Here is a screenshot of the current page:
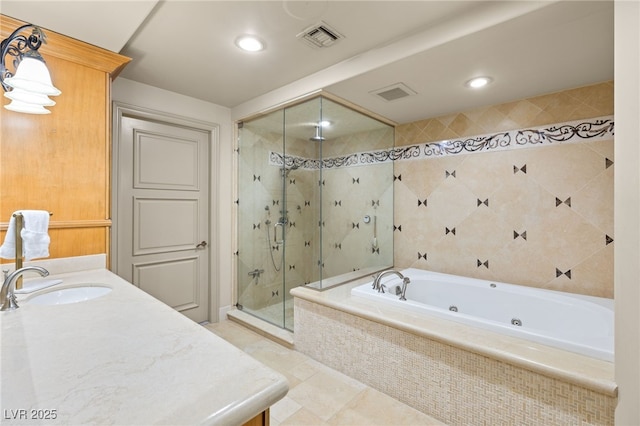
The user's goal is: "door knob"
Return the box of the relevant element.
[196,241,208,249]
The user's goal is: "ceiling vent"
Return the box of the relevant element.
[370,83,418,102]
[297,21,344,48]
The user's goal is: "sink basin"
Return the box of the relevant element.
[27,285,112,306]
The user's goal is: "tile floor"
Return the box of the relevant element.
[204,320,443,425]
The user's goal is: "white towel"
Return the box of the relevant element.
[0,215,17,259]
[0,210,50,260]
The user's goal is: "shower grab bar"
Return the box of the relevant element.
[274,221,284,245]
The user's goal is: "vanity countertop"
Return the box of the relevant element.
[1,267,288,425]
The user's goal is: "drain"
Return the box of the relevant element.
[511,318,522,326]
[449,305,458,312]
[490,283,497,288]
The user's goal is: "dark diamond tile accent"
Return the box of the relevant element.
[289,178,295,184]
[289,265,296,270]
[253,223,261,230]
[513,230,527,240]
[352,222,360,229]
[606,158,614,169]
[446,170,456,178]
[234,199,239,205]
[305,241,311,247]
[418,252,427,260]
[418,199,427,207]
[394,174,402,181]
[334,243,342,249]
[477,198,489,207]
[513,164,527,174]
[288,221,295,228]
[272,290,279,297]
[606,235,614,245]
[445,227,456,236]
[477,259,489,268]
[394,225,402,232]
[334,200,342,206]
[353,177,360,184]
[372,247,380,254]
[372,200,380,206]
[305,201,311,206]
[253,175,261,181]
[555,268,572,279]
[555,197,571,207]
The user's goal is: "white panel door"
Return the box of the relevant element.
[117,116,210,323]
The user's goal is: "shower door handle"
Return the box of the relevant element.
[274,222,284,245]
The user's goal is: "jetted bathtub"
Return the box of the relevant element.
[351,268,614,361]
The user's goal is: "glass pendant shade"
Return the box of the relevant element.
[4,87,55,106]
[4,51,61,96]
[4,98,50,114]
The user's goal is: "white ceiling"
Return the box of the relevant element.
[1,1,613,124]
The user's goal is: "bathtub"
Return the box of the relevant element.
[351,268,614,362]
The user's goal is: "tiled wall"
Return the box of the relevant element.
[393,81,614,298]
[318,127,394,280]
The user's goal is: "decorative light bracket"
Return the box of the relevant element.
[0,24,60,114]
[1,24,45,91]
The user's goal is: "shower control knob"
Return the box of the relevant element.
[196,241,208,249]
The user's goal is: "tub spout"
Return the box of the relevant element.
[372,269,410,295]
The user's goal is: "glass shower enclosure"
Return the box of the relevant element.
[236,95,394,331]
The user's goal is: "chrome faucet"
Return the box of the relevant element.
[0,266,49,311]
[372,269,410,300]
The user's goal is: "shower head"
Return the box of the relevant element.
[310,125,325,142]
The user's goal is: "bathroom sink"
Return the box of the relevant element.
[27,285,112,306]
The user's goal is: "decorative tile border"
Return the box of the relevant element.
[418,115,614,158]
[269,116,614,169]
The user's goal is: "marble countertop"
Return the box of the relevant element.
[1,262,288,425]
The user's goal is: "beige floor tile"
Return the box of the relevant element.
[285,368,366,422]
[327,388,444,426]
[280,407,328,425]
[271,396,303,423]
[203,321,264,350]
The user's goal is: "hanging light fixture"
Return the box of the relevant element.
[0,24,61,114]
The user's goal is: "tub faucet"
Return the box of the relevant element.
[372,269,410,299]
[0,266,49,311]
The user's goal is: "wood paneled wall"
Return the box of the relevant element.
[0,15,130,263]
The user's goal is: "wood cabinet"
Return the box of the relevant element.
[243,409,270,426]
[0,15,130,263]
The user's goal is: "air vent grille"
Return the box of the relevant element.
[370,83,417,102]
[297,21,344,48]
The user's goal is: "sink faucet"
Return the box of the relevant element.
[372,269,410,300]
[0,266,49,311]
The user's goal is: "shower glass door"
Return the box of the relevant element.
[236,95,394,331]
[236,97,323,331]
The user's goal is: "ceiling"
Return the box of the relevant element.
[1,1,613,124]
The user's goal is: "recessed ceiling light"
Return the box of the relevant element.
[465,76,493,89]
[235,35,265,52]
